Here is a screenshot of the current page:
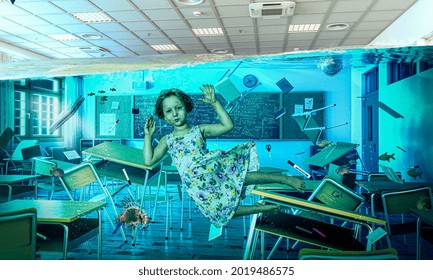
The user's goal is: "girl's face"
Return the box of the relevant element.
[162,95,187,126]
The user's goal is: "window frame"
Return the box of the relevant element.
[13,78,63,139]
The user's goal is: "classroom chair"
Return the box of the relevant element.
[32,158,65,200]
[4,139,39,174]
[298,247,399,260]
[0,207,37,260]
[149,156,192,239]
[266,177,366,259]
[58,162,130,243]
[381,186,433,259]
[291,104,348,145]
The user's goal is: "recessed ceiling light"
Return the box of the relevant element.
[288,24,321,33]
[48,34,80,41]
[80,33,103,40]
[211,48,228,54]
[71,12,113,23]
[326,23,349,31]
[193,28,224,36]
[176,0,204,5]
[151,44,179,51]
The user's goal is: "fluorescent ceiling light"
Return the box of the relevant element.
[176,0,204,5]
[151,44,179,51]
[288,24,321,33]
[48,34,80,41]
[193,28,224,36]
[71,12,113,23]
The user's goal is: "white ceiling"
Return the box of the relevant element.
[1,0,432,80]
[0,0,421,60]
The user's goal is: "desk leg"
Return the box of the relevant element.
[416,217,421,260]
[0,184,12,201]
[60,224,69,260]
[132,169,150,246]
[98,208,103,260]
[243,213,259,260]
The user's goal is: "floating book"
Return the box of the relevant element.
[276,77,294,94]
[214,77,242,103]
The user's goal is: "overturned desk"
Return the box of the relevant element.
[244,189,386,260]
[82,141,161,245]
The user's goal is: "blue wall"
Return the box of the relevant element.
[80,59,353,176]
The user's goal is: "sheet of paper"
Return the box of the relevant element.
[305,98,314,110]
[100,113,116,136]
[294,104,303,115]
[111,101,119,109]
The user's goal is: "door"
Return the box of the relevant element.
[361,67,379,172]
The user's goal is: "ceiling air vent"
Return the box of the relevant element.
[77,46,111,57]
[249,1,296,19]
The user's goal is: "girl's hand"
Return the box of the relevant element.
[144,115,156,136]
[199,84,217,105]
[292,178,306,193]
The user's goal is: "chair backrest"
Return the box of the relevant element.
[369,172,402,182]
[59,162,100,193]
[0,207,37,260]
[382,186,432,215]
[310,177,365,212]
[298,247,399,260]
[291,114,322,145]
[21,144,42,160]
[33,158,56,176]
[0,127,14,149]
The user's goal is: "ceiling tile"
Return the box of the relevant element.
[144,9,182,21]
[90,0,137,11]
[50,0,100,13]
[106,10,148,22]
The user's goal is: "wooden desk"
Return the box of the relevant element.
[0,200,106,259]
[0,174,40,201]
[410,209,433,259]
[82,142,161,245]
[244,189,386,259]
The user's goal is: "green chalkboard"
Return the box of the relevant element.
[134,93,281,139]
[94,92,324,140]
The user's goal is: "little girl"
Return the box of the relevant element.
[143,84,305,229]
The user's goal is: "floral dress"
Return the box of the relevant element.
[166,125,259,228]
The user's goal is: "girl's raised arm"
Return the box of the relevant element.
[198,84,234,138]
[143,116,168,166]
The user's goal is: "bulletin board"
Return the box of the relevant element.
[95,95,132,138]
[282,92,324,140]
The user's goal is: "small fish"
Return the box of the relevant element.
[88,92,95,96]
[407,168,423,179]
[110,88,116,91]
[335,165,350,175]
[317,140,333,148]
[379,152,395,162]
[98,90,106,94]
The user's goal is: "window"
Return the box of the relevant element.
[387,61,416,84]
[363,67,378,94]
[13,78,62,138]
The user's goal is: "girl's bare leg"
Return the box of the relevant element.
[244,171,306,193]
[233,172,306,217]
